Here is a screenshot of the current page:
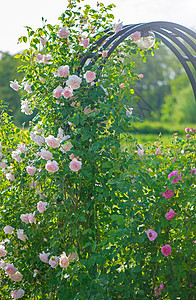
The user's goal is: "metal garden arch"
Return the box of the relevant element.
[80,21,196,100]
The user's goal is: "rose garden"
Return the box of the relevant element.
[0,1,195,299]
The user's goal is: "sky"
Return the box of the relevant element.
[1,0,196,54]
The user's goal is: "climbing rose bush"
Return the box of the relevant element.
[0,1,195,299]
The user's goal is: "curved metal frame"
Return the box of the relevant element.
[81,21,196,100]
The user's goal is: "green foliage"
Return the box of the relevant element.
[0,1,195,299]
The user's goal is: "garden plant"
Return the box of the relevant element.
[0,1,195,299]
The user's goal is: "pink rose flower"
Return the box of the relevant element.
[39,251,50,263]
[3,225,14,234]
[53,86,64,99]
[17,143,27,153]
[9,271,23,282]
[68,252,79,261]
[185,127,190,133]
[61,141,73,153]
[57,27,70,39]
[137,144,144,157]
[62,87,73,99]
[6,173,15,181]
[56,65,70,77]
[81,38,89,48]
[10,80,20,91]
[165,209,177,220]
[155,148,161,155]
[66,75,82,90]
[84,71,96,83]
[40,38,47,46]
[190,168,196,175]
[131,31,141,41]
[162,190,174,198]
[23,82,32,93]
[40,148,53,160]
[168,171,182,183]
[20,214,30,224]
[36,53,43,61]
[0,245,7,257]
[17,229,28,242]
[113,22,123,33]
[28,212,36,224]
[5,263,17,275]
[45,160,59,173]
[37,201,48,213]
[59,252,69,269]
[26,166,36,176]
[12,150,22,163]
[30,133,45,146]
[69,158,82,172]
[11,289,25,299]
[145,229,158,241]
[45,135,60,148]
[102,51,108,57]
[0,159,7,169]
[160,284,164,290]
[49,256,59,268]
[161,244,171,256]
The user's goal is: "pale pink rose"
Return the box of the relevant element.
[168,171,182,183]
[23,82,32,93]
[43,54,53,64]
[113,21,123,33]
[131,31,141,41]
[6,173,15,181]
[9,271,23,282]
[45,135,60,148]
[162,190,174,198]
[69,158,82,172]
[59,252,69,269]
[145,229,158,241]
[57,27,70,39]
[49,256,59,268]
[11,288,25,299]
[155,148,162,155]
[12,150,22,163]
[3,225,14,234]
[0,259,6,269]
[36,53,43,61]
[57,128,70,142]
[21,99,32,115]
[37,201,48,213]
[45,160,59,173]
[28,212,36,224]
[84,71,96,83]
[26,166,36,176]
[5,263,17,275]
[10,80,20,91]
[165,209,177,220]
[161,244,171,256]
[0,159,7,169]
[62,87,73,99]
[190,168,196,175]
[126,107,133,117]
[17,143,27,153]
[137,144,144,157]
[61,142,73,153]
[17,229,28,242]
[39,251,50,263]
[81,38,89,48]
[40,38,46,46]
[138,73,143,79]
[102,51,108,58]
[66,75,82,90]
[68,252,79,261]
[56,65,70,77]
[120,83,125,88]
[53,86,64,99]
[30,133,45,146]
[20,214,29,224]
[0,245,7,257]
[40,148,53,160]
